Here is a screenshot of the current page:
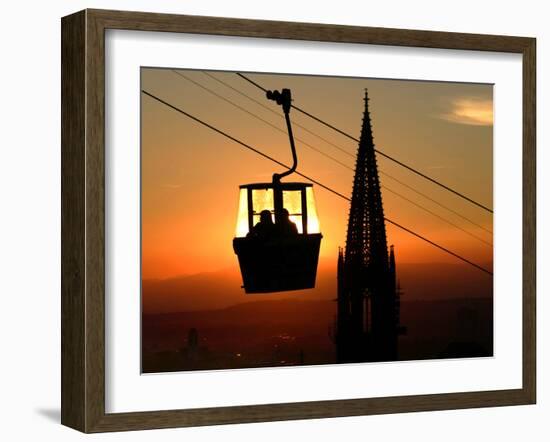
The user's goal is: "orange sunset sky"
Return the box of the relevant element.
[141,68,493,282]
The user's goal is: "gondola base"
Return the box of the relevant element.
[233,234,322,293]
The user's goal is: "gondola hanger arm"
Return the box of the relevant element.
[267,89,297,183]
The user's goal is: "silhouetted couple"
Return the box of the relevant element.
[248,209,298,240]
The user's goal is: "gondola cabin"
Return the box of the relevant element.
[233,182,322,293]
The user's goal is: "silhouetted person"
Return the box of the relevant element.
[278,208,298,236]
[248,210,275,239]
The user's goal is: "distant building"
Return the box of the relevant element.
[188,328,199,349]
[184,328,199,362]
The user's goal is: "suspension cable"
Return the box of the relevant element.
[142,89,493,276]
[203,70,492,235]
[236,72,493,214]
[172,70,492,244]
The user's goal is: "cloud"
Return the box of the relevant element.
[438,98,493,126]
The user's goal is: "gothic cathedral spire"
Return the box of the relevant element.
[336,89,402,362]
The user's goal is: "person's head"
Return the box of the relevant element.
[281,208,290,220]
[259,210,273,224]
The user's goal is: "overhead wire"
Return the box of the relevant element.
[203,71,356,159]
[382,186,492,247]
[141,89,493,276]
[172,70,352,170]
[236,72,494,214]
[203,70,493,236]
[173,70,492,245]
[379,171,492,235]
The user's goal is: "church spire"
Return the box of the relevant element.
[344,89,388,271]
[336,89,401,363]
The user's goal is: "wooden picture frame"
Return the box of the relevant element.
[61,8,536,433]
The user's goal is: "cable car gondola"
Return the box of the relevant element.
[233,88,323,293]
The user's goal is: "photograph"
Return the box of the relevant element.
[140,68,494,373]
[0,0,541,437]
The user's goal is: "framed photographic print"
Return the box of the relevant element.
[61,9,536,433]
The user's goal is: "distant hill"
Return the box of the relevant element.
[142,260,338,314]
[142,260,492,314]
[396,261,493,300]
[143,270,244,314]
[142,296,493,372]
